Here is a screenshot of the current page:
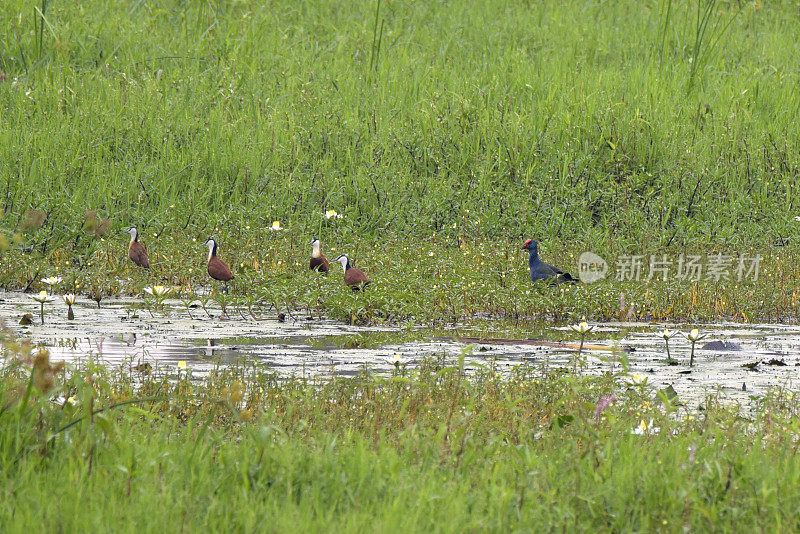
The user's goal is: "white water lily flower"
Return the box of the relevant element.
[684,328,705,342]
[31,291,54,304]
[387,354,406,366]
[660,328,678,340]
[63,294,76,306]
[625,374,647,386]
[144,286,171,297]
[569,317,594,335]
[41,276,63,286]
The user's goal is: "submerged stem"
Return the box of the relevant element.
[575,335,585,373]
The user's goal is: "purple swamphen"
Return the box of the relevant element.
[522,239,578,285]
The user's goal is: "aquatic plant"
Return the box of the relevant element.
[40,276,62,290]
[660,328,678,364]
[30,291,54,324]
[387,354,408,376]
[88,286,103,309]
[143,286,172,316]
[683,328,707,367]
[569,317,594,373]
[143,286,171,298]
[63,293,76,320]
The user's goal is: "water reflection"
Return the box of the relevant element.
[5,290,800,409]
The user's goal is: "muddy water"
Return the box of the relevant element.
[2,291,800,409]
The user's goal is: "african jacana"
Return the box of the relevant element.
[124,227,150,268]
[522,239,577,285]
[203,238,234,292]
[332,254,370,291]
[309,237,329,273]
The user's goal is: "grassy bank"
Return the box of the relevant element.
[0,0,799,247]
[3,331,800,531]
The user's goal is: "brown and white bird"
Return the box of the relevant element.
[124,227,150,269]
[309,237,329,273]
[332,254,370,291]
[203,238,234,292]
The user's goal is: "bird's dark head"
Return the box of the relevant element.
[521,239,538,254]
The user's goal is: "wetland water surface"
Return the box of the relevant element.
[2,291,800,409]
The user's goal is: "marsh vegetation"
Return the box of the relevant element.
[2,0,800,530]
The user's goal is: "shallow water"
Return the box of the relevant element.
[2,290,800,410]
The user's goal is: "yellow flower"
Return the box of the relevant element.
[177,361,187,369]
[270,221,283,231]
[632,420,650,435]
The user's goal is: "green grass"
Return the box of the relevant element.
[2,1,800,323]
[5,3,800,529]
[3,330,800,531]
[0,0,799,245]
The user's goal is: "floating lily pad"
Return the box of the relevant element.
[658,384,682,405]
[701,340,743,351]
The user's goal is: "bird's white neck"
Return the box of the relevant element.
[337,257,348,271]
[311,242,322,258]
[129,230,137,244]
[207,242,215,261]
